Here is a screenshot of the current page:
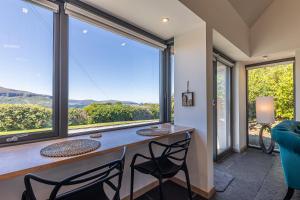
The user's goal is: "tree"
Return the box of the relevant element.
[248,63,294,121]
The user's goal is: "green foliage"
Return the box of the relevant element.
[0,103,160,132]
[248,63,294,120]
[0,104,52,131]
[84,103,159,123]
[68,108,88,125]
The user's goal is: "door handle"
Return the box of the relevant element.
[212,99,217,107]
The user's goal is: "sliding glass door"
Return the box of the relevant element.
[213,59,232,160]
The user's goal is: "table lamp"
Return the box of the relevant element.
[255,96,275,154]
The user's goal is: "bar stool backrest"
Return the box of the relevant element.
[149,132,191,173]
[22,147,126,200]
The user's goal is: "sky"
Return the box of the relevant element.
[0,0,160,104]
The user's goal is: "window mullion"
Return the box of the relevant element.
[57,3,69,137]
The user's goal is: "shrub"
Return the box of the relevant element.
[68,108,88,125]
[0,104,52,131]
[84,103,159,123]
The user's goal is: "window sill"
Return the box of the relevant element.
[0,123,194,180]
[68,120,160,136]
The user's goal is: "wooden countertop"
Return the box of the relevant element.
[0,123,194,180]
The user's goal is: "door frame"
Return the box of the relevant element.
[213,57,234,161]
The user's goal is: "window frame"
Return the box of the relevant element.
[0,0,172,147]
[0,0,60,146]
[245,57,296,150]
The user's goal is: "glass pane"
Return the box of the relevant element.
[216,63,231,155]
[171,54,175,123]
[247,63,294,151]
[0,0,54,137]
[68,17,160,134]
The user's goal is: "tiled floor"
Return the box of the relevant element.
[136,148,300,200]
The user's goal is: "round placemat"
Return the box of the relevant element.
[136,128,170,136]
[40,139,101,157]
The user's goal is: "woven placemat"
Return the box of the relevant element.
[136,128,170,136]
[40,139,101,157]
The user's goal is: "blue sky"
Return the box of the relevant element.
[0,0,160,104]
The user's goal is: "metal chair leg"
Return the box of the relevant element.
[284,187,294,200]
[158,177,164,200]
[183,165,193,200]
[130,167,135,200]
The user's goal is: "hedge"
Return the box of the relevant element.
[68,108,88,126]
[0,103,160,131]
[0,104,52,131]
[84,103,159,123]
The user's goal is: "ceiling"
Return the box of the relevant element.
[81,0,203,40]
[213,30,249,61]
[213,29,295,65]
[228,0,274,27]
[80,0,290,64]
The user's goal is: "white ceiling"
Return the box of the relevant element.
[243,51,295,65]
[228,0,274,27]
[81,0,203,40]
[80,0,291,64]
[213,30,249,61]
[213,29,295,65]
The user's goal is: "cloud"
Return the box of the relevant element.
[22,8,29,14]
[3,44,21,49]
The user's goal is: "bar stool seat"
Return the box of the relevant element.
[55,183,108,200]
[134,157,181,178]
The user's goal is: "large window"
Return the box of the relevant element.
[0,1,168,145]
[0,0,55,141]
[68,17,161,134]
[247,60,295,150]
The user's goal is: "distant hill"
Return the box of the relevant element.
[0,86,138,108]
[0,86,49,98]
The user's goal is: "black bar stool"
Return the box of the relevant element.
[22,147,126,200]
[130,132,192,200]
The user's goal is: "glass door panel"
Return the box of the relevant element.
[213,60,232,160]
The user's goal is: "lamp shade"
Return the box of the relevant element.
[256,96,275,124]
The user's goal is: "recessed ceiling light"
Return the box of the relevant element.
[263,55,269,60]
[22,8,29,14]
[161,18,169,23]
[121,42,126,46]
[82,29,88,34]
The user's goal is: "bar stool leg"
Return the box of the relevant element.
[284,187,294,200]
[158,177,164,200]
[183,165,193,200]
[130,167,135,200]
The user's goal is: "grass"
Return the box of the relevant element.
[0,119,158,136]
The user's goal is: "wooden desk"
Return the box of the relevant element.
[0,123,193,180]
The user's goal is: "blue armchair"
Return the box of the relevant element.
[272,120,300,200]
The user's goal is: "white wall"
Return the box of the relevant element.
[174,23,214,192]
[179,0,250,57]
[295,49,300,121]
[251,0,300,56]
[232,62,247,152]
